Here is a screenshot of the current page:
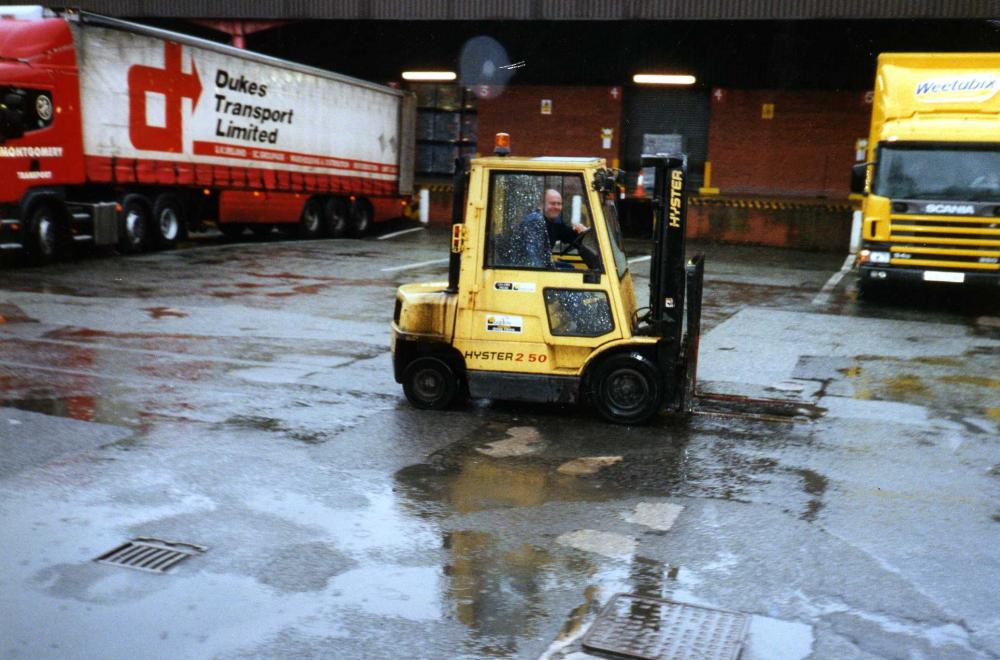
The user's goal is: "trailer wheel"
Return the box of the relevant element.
[119,194,152,254]
[591,353,663,425]
[152,194,182,249]
[26,202,62,266]
[298,198,323,239]
[324,197,349,238]
[348,198,373,237]
[402,357,459,410]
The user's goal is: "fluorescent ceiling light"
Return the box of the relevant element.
[402,71,457,81]
[633,74,696,85]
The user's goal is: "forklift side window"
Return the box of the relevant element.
[543,289,614,337]
[485,171,599,270]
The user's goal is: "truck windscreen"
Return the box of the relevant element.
[874,145,1000,202]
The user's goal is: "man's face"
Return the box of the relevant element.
[543,190,562,220]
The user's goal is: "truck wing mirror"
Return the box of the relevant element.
[850,163,868,195]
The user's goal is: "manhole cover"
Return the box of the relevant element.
[581,593,750,660]
[95,537,206,574]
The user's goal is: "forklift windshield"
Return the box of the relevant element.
[486,171,602,271]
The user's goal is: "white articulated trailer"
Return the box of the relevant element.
[0,10,415,262]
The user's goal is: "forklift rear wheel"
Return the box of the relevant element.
[591,353,663,425]
[402,357,459,410]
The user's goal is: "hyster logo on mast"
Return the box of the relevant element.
[128,42,202,152]
[915,74,998,103]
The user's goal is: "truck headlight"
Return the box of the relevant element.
[869,251,891,264]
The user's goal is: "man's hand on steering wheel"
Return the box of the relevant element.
[558,230,587,256]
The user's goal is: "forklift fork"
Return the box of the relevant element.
[678,254,705,413]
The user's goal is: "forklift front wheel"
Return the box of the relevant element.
[591,353,663,425]
[402,357,460,410]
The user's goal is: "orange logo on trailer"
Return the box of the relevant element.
[128,41,202,153]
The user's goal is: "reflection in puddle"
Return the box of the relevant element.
[2,396,97,422]
[445,531,556,655]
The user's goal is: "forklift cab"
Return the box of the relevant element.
[392,139,703,425]
[453,158,638,381]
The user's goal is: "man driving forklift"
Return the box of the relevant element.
[513,188,589,269]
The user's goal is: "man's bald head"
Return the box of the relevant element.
[543,189,563,221]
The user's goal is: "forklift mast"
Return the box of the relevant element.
[644,154,689,344]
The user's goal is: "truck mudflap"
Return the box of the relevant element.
[678,254,705,413]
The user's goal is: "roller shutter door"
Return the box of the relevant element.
[623,88,710,188]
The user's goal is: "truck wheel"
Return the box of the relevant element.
[324,197,349,238]
[402,357,459,410]
[119,194,151,253]
[348,198,372,237]
[26,202,62,266]
[298,198,323,239]
[152,194,182,250]
[591,353,663,425]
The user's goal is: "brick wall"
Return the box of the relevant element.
[476,85,623,161]
[707,89,870,198]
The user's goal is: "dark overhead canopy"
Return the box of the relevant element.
[55,0,1000,20]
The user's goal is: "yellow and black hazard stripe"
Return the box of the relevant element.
[688,196,853,212]
[414,183,454,193]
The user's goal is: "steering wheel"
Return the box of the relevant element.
[558,229,588,256]
[558,229,602,270]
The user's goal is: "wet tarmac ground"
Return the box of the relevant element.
[1,228,999,659]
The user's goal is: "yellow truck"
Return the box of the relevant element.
[390,134,704,425]
[853,53,1000,293]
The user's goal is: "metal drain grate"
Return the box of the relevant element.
[95,537,207,574]
[581,593,750,660]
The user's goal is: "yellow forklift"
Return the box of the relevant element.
[391,134,704,425]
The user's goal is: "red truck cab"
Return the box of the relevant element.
[1,17,87,254]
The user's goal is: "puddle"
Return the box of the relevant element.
[444,531,558,656]
[2,396,98,422]
[842,354,1000,417]
[224,414,327,444]
[0,304,38,324]
[143,307,188,320]
[793,468,828,522]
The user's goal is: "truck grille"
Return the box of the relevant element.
[888,213,1000,271]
